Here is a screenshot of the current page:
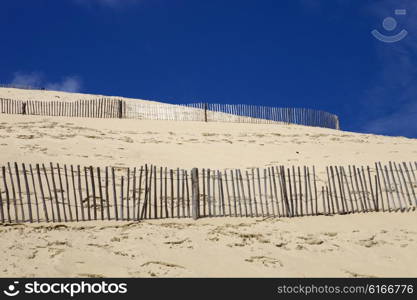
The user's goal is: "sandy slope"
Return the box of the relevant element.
[0,114,416,180]
[1,213,416,277]
[0,88,417,278]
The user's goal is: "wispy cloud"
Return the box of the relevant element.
[365,101,417,137]
[10,72,82,93]
[11,72,43,88]
[361,0,417,137]
[45,76,82,93]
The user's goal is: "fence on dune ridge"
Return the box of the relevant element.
[0,97,340,129]
[0,161,415,223]
[0,98,124,118]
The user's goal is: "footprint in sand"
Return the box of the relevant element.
[245,256,283,268]
[357,235,378,248]
[344,270,376,278]
[163,238,193,249]
[135,261,186,277]
[297,235,324,245]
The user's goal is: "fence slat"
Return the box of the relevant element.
[1,161,416,223]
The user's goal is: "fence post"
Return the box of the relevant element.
[118,100,123,119]
[191,168,199,220]
[204,103,208,122]
[335,116,340,130]
[22,102,27,115]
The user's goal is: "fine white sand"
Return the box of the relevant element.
[0,87,416,277]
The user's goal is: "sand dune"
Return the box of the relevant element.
[1,213,416,277]
[0,88,416,277]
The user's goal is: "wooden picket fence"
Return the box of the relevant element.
[0,98,124,118]
[323,162,417,215]
[0,161,415,223]
[0,97,340,129]
[125,102,340,129]
[0,84,47,91]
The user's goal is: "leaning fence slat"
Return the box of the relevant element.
[186,170,191,218]
[341,167,353,214]
[330,166,341,214]
[287,168,294,217]
[175,168,180,218]
[2,166,12,223]
[84,167,91,221]
[137,166,144,220]
[169,168,174,218]
[77,165,85,221]
[267,168,275,217]
[63,165,73,221]
[105,167,110,220]
[252,169,259,217]
[15,162,26,222]
[360,166,372,211]
[271,167,281,217]
[22,163,33,223]
[388,163,402,211]
[233,170,241,217]
[366,166,377,211]
[357,167,369,213]
[147,165,153,219]
[394,162,409,209]
[37,164,49,222]
[112,167,118,220]
[256,168,264,217]
[239,169,248,217]
[89,166,97,221]
[97,167,104,221]
[290,166,296,217]
[245,170,253,217]
[8,163,18,222]
[29,164,40,222]
[402,162,417,206]
[211,170,216,217]
[120,175,124,220]
[164,167,168,218]
[57,164,68,222]
[224,170,232,217]
[380,164,392,212]
[50,163,62,222]
[70,165,79,221]
[0,184,4,223]
[43,164,56,222]
[263,168,270,216]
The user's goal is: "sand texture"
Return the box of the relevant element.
[1,214,416,277]
[0,88,416,277]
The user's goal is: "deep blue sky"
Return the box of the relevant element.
[1,0,417,137]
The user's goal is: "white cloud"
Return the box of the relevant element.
[46,77,82,93]
[10,72,82,93]
[11,72,43,88]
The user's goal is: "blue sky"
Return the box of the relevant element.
[1,0,416,137]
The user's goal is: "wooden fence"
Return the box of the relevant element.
[0,98,125,118]
[0,97,340,129]
[125,102,340,129]
[324,162,417,214]
[0,161,415,223]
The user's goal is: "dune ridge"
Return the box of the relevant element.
[0,88,416,277]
